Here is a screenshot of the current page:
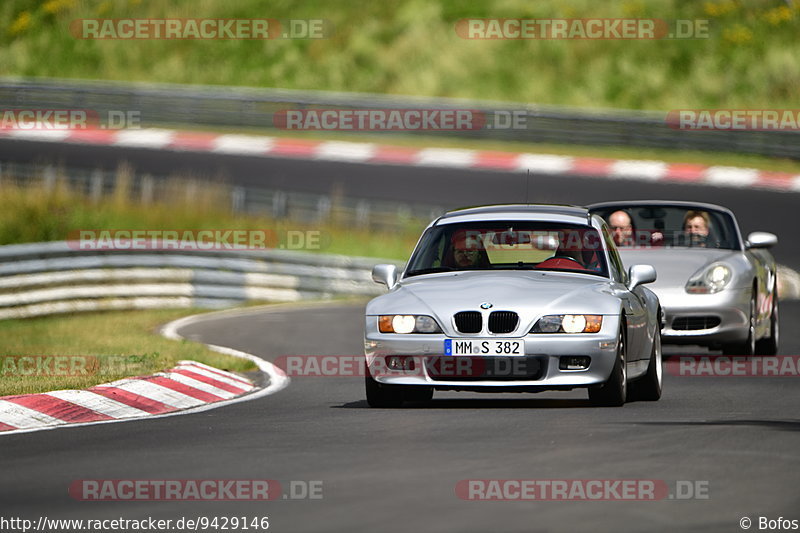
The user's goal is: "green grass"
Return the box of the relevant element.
[1,0,798,111]
[0,180,423,260]
[0,308,257,396]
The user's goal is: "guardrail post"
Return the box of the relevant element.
[185,180,198,205]
[231,186,246,212]
[140,174,154,205]
[43,165,56,192]
[316,196,331,221]
[272,191,287,218]
[90,170,104,203]
[356,201,370,228]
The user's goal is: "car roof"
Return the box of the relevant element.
[586,200,735,216]
[436,204,592,225]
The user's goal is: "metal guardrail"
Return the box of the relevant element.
[0,161,444,231]
[0,241,400,319]
[0,240,796,321]
[2,77,799,159]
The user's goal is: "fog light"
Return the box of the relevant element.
[559,356,591,370]
[386,356,415,371]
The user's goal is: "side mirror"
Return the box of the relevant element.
[628,264,657,290]
[746,232,777,249]
[372,264,398,290]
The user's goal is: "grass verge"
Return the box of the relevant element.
[2,0,799,110]
[0,308,257,397]
[0,180,423,261]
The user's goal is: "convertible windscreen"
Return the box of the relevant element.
[590,205,740,250]
[405,221,609,277]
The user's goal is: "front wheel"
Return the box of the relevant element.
[755,292,779,356]
[365,364,404,408]
[588,329,627,407]
[723,296,756,356]
[364,363,434,407]
[629,330,662,401]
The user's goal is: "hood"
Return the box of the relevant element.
[618,248,744,289]
[366,270,620,335]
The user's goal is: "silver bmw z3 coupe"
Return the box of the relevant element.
[364,204,663,407]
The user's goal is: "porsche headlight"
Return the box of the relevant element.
[378,315,442,334]
[530,315,602,334]
[686,263,732,294]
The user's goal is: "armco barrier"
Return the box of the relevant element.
[0,241,795,321]
[1,78,798,159]
[0,241,401,319]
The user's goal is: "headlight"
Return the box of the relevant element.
[378,315,442,334]
[530,315,602,334]
[686,263,732,294]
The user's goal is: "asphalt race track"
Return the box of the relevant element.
[2,301,799,532]
[2,144,799,532]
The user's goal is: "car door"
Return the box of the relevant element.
[746,246,777,333]
[602,226,649,362]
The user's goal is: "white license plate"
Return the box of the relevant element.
[444,339,525,356]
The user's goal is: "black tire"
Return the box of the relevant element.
[629,329,662,402]
[365,363,404,408]
[755,291,779,356]
[723,295,756,356]
[589,329,627,407]
[404,386,434,404]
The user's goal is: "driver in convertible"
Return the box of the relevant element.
[683,210,711,247]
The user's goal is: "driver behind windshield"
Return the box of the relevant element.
[683,210,711,247]
[446,232,489,268]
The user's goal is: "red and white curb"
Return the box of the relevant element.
[0,309,290,436]
[1,127,799,193]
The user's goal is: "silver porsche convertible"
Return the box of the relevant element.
[364,204,663,408]
[588,201,779,356]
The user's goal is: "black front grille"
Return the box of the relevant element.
[672,316,722,331]
[454,311,482,333]
[488,311,519,334]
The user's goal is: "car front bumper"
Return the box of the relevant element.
[656,286,751,345]
[364,315,621,390]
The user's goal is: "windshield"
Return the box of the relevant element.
[405,221,609,278]
[590,205,740,251]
